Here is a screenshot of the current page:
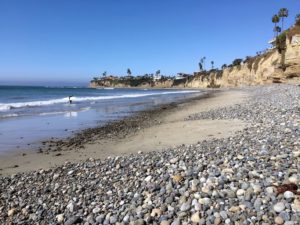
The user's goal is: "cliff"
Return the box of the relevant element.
[90,25,300,89]
[187,26,300,88]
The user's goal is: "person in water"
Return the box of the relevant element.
[68,96,73,104]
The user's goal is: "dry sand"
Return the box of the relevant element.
[0,89,248,176]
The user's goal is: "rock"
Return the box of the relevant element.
[96,215,105,223]
[180,202,190,212]
[151,208,162,217]
[110,216,117,224]
[275,216,284,225]
[236,189,245,196]
[170,158,178,164]
[273,202,285,213]
[237,155,244,160]
[133,219,145,225]
[56,214,64,223]
[160,221,170,225]
[92,207,100,214]
[222,168,234,174]
[53,173,60,180]
[229,206,240,213]
[191,212,201,223]
[291,199,300,212]
[8,208,16,217]
[225,219,231,224]
[64,216,81,225]
[288,176,298,183]
[254,198,262,211]
[266,186,275,195]
[199,197,211,205]
[171,219,180,225]
[293,151,300,157]
[214,217,222,225]
[252,184,262,193]
[283,191,294,199]
[220,211,227,219]
[67,202,75,212]
[144,176,152,182]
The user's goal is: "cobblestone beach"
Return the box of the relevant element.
[0,84,299,225]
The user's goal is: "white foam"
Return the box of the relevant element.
[0,113,18,118]
[0,90,200,111]
[39,111,66,116]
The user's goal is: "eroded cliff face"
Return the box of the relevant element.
[90,27,300,89]
[186,28,300,88]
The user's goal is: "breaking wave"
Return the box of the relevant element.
[0,90,199,111]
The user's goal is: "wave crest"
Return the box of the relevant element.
[0,90,200,111]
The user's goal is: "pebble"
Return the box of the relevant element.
[144,175,152,182]
[274,202,285,213]
[8,208,16,217]
[283,191,294,199]
[180,202,190,212]
[191,212,201,223]
[236,189,245,196]
[275,216,284,224]
[56,214,64,223]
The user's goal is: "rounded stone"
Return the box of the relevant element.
[56,214,64,223]
[273,202,285,213]
[274,216,284,225]
[92,207,100,214]
[191,212,201,223]
[214,217,222,225]
[8,208,16,217]
[283,191,294,199]
[180,202,191,212]
[236,189,245,196]
[160,221,170,225]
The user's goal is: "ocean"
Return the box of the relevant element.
[0,86,203,153]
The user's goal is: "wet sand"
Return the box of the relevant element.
[0,89,248,176]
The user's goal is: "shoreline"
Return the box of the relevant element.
[1,84,299,224]
[0,89,247,176]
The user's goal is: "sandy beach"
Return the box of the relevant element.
[0,89,247,176]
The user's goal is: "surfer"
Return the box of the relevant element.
[68,96,73,104]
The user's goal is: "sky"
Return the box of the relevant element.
[0,0,299,86]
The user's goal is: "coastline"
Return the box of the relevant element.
[0,89,247,176]
[1,84,299,224]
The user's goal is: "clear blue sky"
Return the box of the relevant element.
[0,0,299,85]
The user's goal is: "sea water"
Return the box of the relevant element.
[0,86,203,153]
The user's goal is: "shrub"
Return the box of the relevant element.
[232,59,243,66]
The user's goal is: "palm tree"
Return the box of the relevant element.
[127,68,132,76]
[102,71,107,77]
[198,62,203,71]
[274,26,281,37]
[278,8,289,31]
[211,61,214,70]
[155,70,161,76]
[200,57,206,70]
[272,14,280,37]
